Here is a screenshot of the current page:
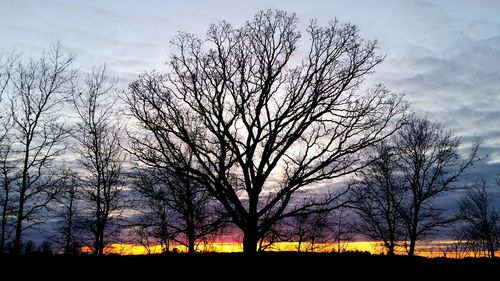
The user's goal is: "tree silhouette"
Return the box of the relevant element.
[292,210,333,252]
[0,110,19,253]
[130,150,228,254]
[330,207,355,253]
[350,142,405,255]
[72,65,126,255]
[52,171,81,254]
[8,44,76,254]
[126,9,406,254]
[0,51,19,253]
[457,181,500,258]
[130,170,175,253]
[395,115,479,256]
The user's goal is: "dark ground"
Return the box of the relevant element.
[1,252,499,279]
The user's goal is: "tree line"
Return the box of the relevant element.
[0,10,498,257]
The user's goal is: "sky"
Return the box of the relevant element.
[1,0,500,242]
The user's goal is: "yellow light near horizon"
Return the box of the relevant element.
[81,241,378,255]
[81,240,499,258]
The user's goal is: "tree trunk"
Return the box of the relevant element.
[187,222,195,254]
[13,148,30,254]
[13,187,26,254]
[408,223,418,257]
[188,236,195,254]
[99,229,105,255]
[487,232,495,258]
[94,223,100,255]
[95,179,102,255]
[0,185,9,253]
[243,229,258,254]
[408,204,420,257]
[387,242,395,256]
[64,194,74,254]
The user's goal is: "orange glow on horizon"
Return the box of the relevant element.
[80,240,487,258]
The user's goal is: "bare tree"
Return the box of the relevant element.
[130,168,176,253]
[130,151,228,254]
[350,142,405,255]
[456,181,500,258]
[0,50,19,253]
[395,115,479,256]
[52,171,81,254]
[126,10,406,253]
[73,65,125,255]
[166,168,227,254]
[0,114,20,253]
[290,210,331,252]
[330,207,355,253]
[8,44,76,254]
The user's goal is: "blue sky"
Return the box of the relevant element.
[1,0,500,241]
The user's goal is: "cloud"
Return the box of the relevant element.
[2,0,500,240]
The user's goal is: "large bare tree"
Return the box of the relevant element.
[350,142,405,255]
[395,115,479,256]
[126,10,406,253]
[73,65,126,255]
[8,45,75,254]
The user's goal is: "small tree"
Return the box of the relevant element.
[130,168,176,253]
[394,115,479,256]
[457,181,500,258]
[290,211,330,252]
[130,152,228,254]
[73,65,126,255]
[52,171,81,254]
[330,207,355,253]
[350,142,405,255]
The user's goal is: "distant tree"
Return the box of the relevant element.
[167,168,227,254]
[456,181,500,258]
[37,240,53,255]
[130,223,158,254]
[52,171,81,254]
[330,207,355,253]
[291,210,331,252]
[126,9,406,254]
[130,169,176,253]
[8,44,76,254]
[350,142,405,255]
[23,240,35,254]
[72,65,126,255]
[394,115,479,256]
[130,150,228,254]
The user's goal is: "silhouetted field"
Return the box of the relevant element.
[2,252,500,279]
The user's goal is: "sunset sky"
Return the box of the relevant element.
[1,0,500,246]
